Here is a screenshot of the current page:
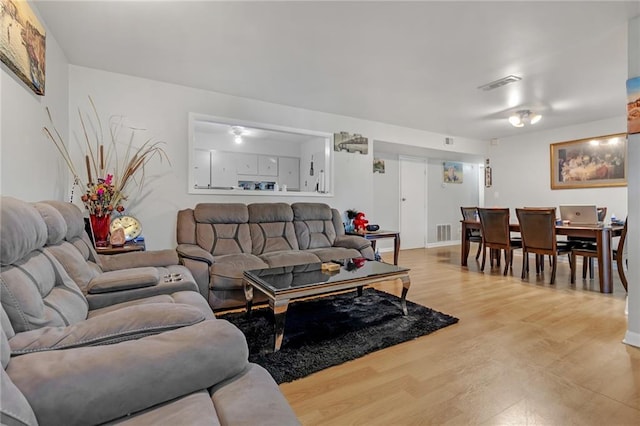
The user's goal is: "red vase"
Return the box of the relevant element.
[90,214,111,247]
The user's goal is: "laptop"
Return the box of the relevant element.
[559,205,600,225]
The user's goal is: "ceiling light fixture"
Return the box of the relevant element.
[230,126,247,144]
[509,110,542,128]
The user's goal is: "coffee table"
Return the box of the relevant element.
[243,260,411,352]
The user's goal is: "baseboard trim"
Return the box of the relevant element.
[623,330,640,348]
[426,240,460,248]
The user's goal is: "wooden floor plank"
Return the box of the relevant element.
[279,245,639,425]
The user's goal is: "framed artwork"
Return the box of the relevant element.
[0,0,46,95]
[485,166,492,188]
[550,133,627,189]
[333,131,368,154]
[443,161,463,184]
[627,77,640,134]
[373,158,385,173]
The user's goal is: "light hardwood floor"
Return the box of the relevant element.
[280,245,639,425]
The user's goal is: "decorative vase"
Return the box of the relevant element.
[90,214,111,247]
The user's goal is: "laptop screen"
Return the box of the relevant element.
[559,205,599,225]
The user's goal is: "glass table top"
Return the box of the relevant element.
[244,259,409,294]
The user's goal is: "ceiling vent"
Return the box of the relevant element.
[478,75,522,91]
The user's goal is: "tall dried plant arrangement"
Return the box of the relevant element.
[43,96,170,215]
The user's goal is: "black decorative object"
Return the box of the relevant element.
[218,289,459,383]
[366,224,380,231]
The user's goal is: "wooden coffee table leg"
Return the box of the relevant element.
[357,285,363,296]
[400,275,411,315]
[272,298,290,352]
[243,281,254,316]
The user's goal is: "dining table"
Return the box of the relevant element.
[460,220,624,293]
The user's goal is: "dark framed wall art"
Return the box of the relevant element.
[550,133,627,189]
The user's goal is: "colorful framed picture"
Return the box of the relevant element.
[443,161,463,184]
[550,133,627,189]
[0,0,46,95]
[373,158,385,173]
[627,77,640,135]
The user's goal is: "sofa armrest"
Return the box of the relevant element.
[333,235,372,251]
[177,244,214,266]
[99,249,180,272]
[6,320,248,426]
[8,303,206,354]
[87,267,159,294]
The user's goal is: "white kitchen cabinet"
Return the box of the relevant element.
[193,149,211,188]
[258,155,278,176]
[236,153,258,175]
[278,156,300,189]
[211,151,238,187]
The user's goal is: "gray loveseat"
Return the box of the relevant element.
[176,202,374,310]
[0,196,299,425]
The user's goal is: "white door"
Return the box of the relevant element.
[400,157,427,249]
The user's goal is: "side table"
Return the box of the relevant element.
[347,230,400,265]
[95,241,146,255]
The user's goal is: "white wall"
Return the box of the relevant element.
[427,160,480,244]
[372,152,400,252]
[485,116,627,220]
[67,65,484,250]
[0,7,68,201]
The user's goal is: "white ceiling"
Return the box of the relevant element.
[34,1,640,141]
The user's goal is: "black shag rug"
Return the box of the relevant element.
[218,288,459,383]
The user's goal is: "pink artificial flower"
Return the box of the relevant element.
[97,187,104,196]
[105,174,113,185]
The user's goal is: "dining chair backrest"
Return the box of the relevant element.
[477,208,511,247]
[516,208,557,253]
[460,207,477,221]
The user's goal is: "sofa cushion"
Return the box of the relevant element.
[211,364,300,426]
[106,390,219,425]
[32,202,67,246]
[196,223,252,256]
[249,203,299,255]
[210,254,268,290]
[292,203,337,249]
[1,250,88,333]
[1,369,38,426]
[87,292,214,321]
[0,197,48,266]
[41,200,101,265]
[6,320,248,426]
[8,303,206,354]
[258,250,320,268]
[43,243,101,292]
[305,247,363,262]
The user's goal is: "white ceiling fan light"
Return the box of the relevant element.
[230,126,248,144]
[509,110,542,128]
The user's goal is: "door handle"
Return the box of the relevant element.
[402,198,406,201]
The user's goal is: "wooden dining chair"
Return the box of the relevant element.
[573,218,628,291]
[516,207,572,285]
[460,206,482,260]
[613,218,628,291]
[477,208,522,275]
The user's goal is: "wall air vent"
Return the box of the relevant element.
[436,224,452,242]
[478,75,522,91]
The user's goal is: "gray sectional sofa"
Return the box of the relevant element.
[176,202,374,310]
[0,196,299,425]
